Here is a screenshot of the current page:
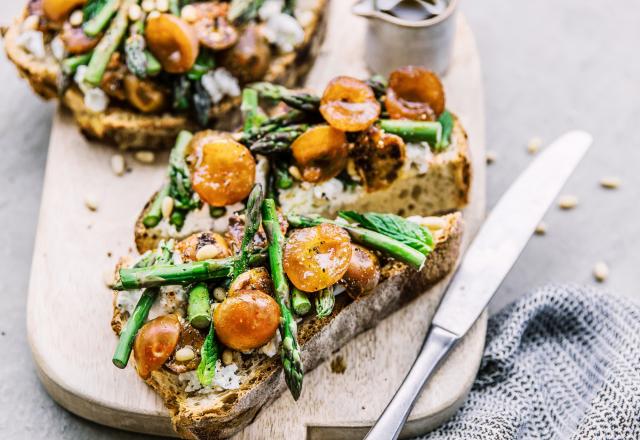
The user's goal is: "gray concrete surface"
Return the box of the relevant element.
[0,1,638,438]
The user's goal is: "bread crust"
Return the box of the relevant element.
[4,1,329,149]
[113,213,463,439]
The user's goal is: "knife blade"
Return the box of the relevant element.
[364,130,592,440]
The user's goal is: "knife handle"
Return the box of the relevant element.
[364,325,459,440]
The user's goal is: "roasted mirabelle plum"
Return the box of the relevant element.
[320,76,380,132]
[123,75,167,113]
[133,314,181,379]
[42,0,86,22]
[228,267,274,297]
[214,290,280,351]
[386,66,445,121]
[221,23,271,83]
[175,231,231,262]
[187,130,256,207]
[283,224,352,292]
[291,125,348,183]
[61,21,99,54]
[145,14,199,74]
[190,2,238,50]
[341,244,381,299]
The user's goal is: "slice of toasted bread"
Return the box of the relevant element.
[3,1,328,149]
[111,212,462,439]
[133,118,471,254]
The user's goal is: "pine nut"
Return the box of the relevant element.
[593,261,609,282]
[288,165,302,181]
[128,4,143,21]
[213,287,227,302]
[181,5,198,22]
[147,10,161,20]
[23,15,40,31]
[175,346,195,362]
[161,196,174,219]
[196,244,221,261]
[84,194,98,211]
[420,216,447,231]
[156,0,169,12]
[141,0,156,13]
[534,222,547,235]
[222,349,234,366]
[69,10,84,27]
[558,194,578,210]
[110,154,125,176]
[527,137,542,155]
[134,151,155,164]
[599,176,621,189]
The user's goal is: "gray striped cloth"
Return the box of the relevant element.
[419,284,640,440]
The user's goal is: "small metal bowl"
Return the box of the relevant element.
[352,0,459,76]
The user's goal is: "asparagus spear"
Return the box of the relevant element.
[61,52,92,75]
[125,33,148,78]
[142,131,199,229]
[142,185,170,228]
[145,51,162,76]
[282,0,296,15]
[315,285,335,318]
[241,88,266,133]
[378,119,442,146]
[286,214,427,270]
[262,199,304,400]
[240,110,308,145]
[113,253,267,290]
[291,287,311,315]
[228,0,267,24]
[83,0,120,37]
[112,241,174,369]
[232,184,264,279]
[187,283,211,329]
[273,163,294,190]
[84,0,136,86]
[250,82,320,113]
[249,125,308,155]
[197,321,218,386]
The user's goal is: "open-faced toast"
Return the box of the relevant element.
[133,68,472,253]
[111,209,463,439]
[4,0,328,149]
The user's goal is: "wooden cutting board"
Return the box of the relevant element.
[26,2,486,438]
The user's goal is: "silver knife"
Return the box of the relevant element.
[364,130,592,440]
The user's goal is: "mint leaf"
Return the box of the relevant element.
[339,211,434,256]
[197,323,218,386]
[435,110,454,151]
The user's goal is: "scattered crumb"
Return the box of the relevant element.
[134,151,155,164]
[486,150,497,165]
[534,222,547,235]
[1,331,5,336]
[107,251,112,258]
[330,355,347,374]
[110,154,126,176]
[84,195,98,211]
[103,268,115,287]
[361,406,366,410]
[593,261,609,283]
[599,176,621,189]
[527,137,542,154]
[558,194,578,210]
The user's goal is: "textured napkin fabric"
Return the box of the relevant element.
[420,285,640,440]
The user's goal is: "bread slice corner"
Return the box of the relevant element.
[4,0,329,149]
[114,212,463,439]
